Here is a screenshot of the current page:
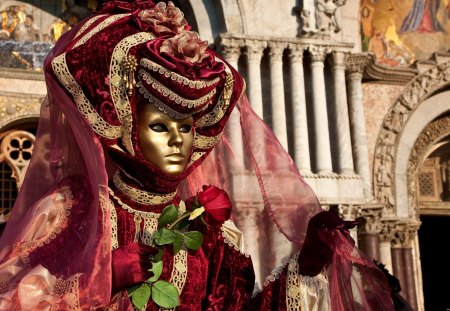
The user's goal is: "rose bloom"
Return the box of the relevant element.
[197,185,232,223]
[139,1,188,34]
[160,31,208,64]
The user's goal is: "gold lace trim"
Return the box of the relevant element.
[286,253,302,309]
[139,69,216,109]
[220,220,249,258]
[113,171,177,205]
[195,58,234,128]
[74,14,107,38]
[187,151,206,166]
[163,249,188,311]
[13,187,74,261]
[140,58,220,89]
[51,53,121,139]
[193,132,222,150]
[73,14,129,48]
[137,81,191,119]
[109,32,156,154]
[109,198,119,250]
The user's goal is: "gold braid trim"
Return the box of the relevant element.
[109,198,119,250]
[193,132,222,149]
[109,32,156,154]
[187,151,206,167]
[51,53,121,139]
[74,14,107,38]
[140,58,220,89]
[139,69,216,109]
[195,58,234,128]
[73,14,129,48]
[112,171,177,205]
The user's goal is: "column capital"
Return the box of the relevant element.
[268,43,285,61]
[337,204,359,221]
[308,45,331,62]
[357,204,383,234]
[287,44,305,62]
[346,53,370,76]
[330,50,349,69]
[390,222,420,248]
[244,40,266,61]
[220,45,242,62]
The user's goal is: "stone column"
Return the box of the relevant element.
[330,50,354,174]
[357,205,383,260]
[379,221,394,273]
[338,204,359,246]
[221,42,245,169]
[288,44,311,174]
[346,55,372,197]
[308,45,332,174]
[268,43,288,150]
[245,41,265,119]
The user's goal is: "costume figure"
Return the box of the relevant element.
[0,1,393,310]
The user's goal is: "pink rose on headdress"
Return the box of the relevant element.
[160,31,209,64]
[139,1,188,34]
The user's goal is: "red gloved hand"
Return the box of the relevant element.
[297,211,358,276]
[111,242,158,294]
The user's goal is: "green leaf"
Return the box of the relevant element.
[148,260,163,283]
[154,228,177,246]
[153,248,163,262]
[158,204,178,227]
[174,215,190,230]
[127,284,141,297]
[173,232,183,255]
[131,283,151,310]
[151,280,180,308]
[182,231,204,250]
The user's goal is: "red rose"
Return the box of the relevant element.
[197,185,232,223]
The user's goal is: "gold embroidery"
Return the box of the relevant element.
[286,253,302,309]
[195,59,234,127]
[74,14,107,38]
[137,81,191,119]
[109,32,155,155]
[187,151,206,166]
[163,249,188,311]
[140,58,220,89]
[113,171,177,205]
[51,53,121,139]
[108,187,162,219]
[139,69,216,108]
[73,14,129,48]
[109,198,119,250]
[193,132,222,150]
[141,216,158,246]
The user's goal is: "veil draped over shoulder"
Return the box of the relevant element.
[0,1,392,310]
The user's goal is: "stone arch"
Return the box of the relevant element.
[373,62,450,218]
[407,114,450,218]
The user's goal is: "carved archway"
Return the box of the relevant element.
[373,62,450,217]
[408,115,450,217]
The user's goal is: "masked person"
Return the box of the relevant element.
[0,1,393,310]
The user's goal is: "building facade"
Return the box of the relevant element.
[1,0,449,309]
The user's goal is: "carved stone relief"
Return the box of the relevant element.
[407,115,450,219]
[0,95,41,129]
[373,62,450,216]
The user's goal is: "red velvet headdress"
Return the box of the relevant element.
[48,0,244,177]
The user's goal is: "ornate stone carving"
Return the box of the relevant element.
[244,40,266,62]
[268,43,286,61]
[373,62,450,216]
[337,204,359,220]
[407,115,450,219]
[315,0,346,34]
[287,44,305,63]
[357,205,383,234]
[0,130,35,189]
[308,45,331,62]
[390,222,420,248]
[0,95,42,129]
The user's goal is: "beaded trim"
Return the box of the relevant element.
[137,81,191,120]
[195,58,234,127]
[138,69,216,109]
[74,14,107,38]
[51,53,121,139]
[112,171,177,206]
[140,58,220,90]
[109,32,156,154]
[193,132,222,150]
[73,14,129,48]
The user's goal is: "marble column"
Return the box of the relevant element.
[309,46,332,174]
[288,45,311,174]
[221,43,245,169]
[403,247,418,310]
[346,55,372,198]
[245,41,265,119]
[379,221,394,273]
[331,51,354,174]
[268,43,288,150]
[357,205,382,260]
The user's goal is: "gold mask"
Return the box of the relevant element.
[138,104,194,176]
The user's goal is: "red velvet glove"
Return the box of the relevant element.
[111,242,158,294]
[297,211,358,276]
